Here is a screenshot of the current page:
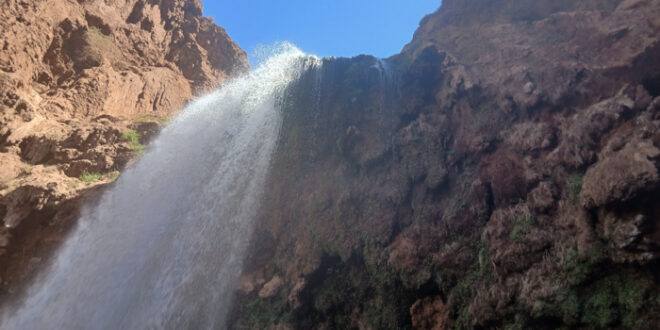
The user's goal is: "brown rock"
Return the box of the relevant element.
[553,97,635,169]
[232,0,660,328]
[258,275,283,299]
[479,151,526,207]
[527,181,558,214]
[507,122,557,154]
[287,277,306,309]
[580,139,660,209]
[410,296,452,330]
[485,204,550,274]
[597,211,658,263]
[0,0,246,299]
[237,269,266,295]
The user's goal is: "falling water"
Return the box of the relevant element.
[375,58,397,159]
[1,43,318,329]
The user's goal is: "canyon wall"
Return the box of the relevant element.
[0,0,246,298]
[232,0,660,329]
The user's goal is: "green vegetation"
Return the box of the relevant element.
[86,27,108,43]
[581,273,645,328]
[533,267,651,328]
[567,173,583,202]
[79,171,102,183]
[122,129,144,152]
[71,26,124,70]
[313,283,346,312]
[240,296,292,329]
[509,215,535,242]
[447,236,494,330]
[563,243,604,286]
[134,113,169,124]
[503,321,524,330]
[583,287,618,327]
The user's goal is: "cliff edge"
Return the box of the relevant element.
[0,0,246,298]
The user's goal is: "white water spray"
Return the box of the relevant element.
[1,43,318,329]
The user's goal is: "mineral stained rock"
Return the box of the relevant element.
[231,1,660,329]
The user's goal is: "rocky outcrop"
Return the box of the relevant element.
[410,296,452,330]
[0,0,246,298]
[230,0,660,329]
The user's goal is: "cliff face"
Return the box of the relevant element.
[232,0,660,329]
[0,0,246,297]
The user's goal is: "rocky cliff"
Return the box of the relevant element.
[231,0,660,329]
[0,0,246,297]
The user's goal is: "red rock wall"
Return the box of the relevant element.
[0,0,247,299]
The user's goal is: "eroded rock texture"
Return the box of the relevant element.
[0,0,246,298]
[231,0,660,329]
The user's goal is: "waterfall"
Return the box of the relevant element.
[1,43,318,330]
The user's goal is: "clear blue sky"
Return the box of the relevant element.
[202,1,441,62]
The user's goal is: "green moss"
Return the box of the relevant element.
[563,243,604,286]
[533,286,581,324]
[446,237,494,329]
[313,284,346,312]
[361,290,413,330]
[362,240,395,288]
[239,296,292,329]
[580,273,643,328]
[453,305,471,330]
[567,173,583,202]
[582,288,617,327]
[79,171,102,182]
[122,129,140,144]
[503,321,524,330]
[122,129,144,152]
[509,215,535,242]
[534,266,650,328]
[134,113,167,124]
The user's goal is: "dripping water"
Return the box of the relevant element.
[374,58,397,159]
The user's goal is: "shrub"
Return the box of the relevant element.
[122,129,144,152]
[79,171,102,182]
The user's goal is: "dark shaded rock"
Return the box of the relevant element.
[410,296,452,330]
[581,139,660,209]
[528,181,559,213]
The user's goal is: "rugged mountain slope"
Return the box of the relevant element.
[231,0,660,329]
[0,0,246,298]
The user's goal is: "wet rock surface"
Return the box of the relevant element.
[230,0,660,329]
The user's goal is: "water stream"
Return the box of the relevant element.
[1,43,318,330]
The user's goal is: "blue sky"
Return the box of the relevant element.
[202,1,441,63]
